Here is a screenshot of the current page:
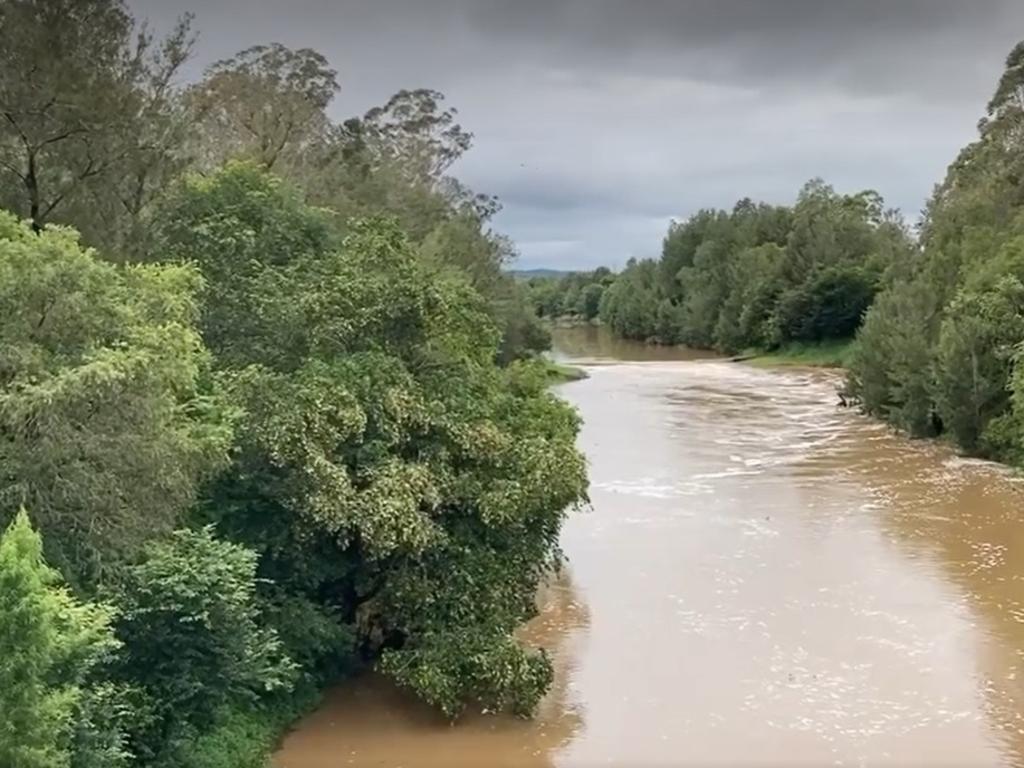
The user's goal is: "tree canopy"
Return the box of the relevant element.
[155,166,586,718]
[0,212,232,585]
[583,183,910,353]
[0,3,586,767]
[846,42,1024,461]
[0,511,122,768]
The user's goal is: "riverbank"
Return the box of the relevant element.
[562,332,854,370]
[741,339,855,369]
[545,360,589,383]
[545,315,602,329]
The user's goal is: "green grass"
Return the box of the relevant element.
[544,361,589,383]
[742,338,855,368]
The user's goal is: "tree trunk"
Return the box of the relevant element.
[25,150,41,232]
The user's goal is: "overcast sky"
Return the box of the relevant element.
[130,0,1024,270]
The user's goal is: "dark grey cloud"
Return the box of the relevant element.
[130,0,1024,269]
[463,1,1020,99]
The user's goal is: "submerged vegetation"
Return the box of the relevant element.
[544,361,590,383]
[0,1,585,766]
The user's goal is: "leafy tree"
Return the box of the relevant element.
[187,43,338,173]
[934,276,1024,454]
[653,299,685,344]
[112,527,295,763]
[678,213,740,345]
[577,283,605,320]
[357,89,473,183]
[523,269,612,324]
[495,284,553,364]
[419,213,548,362]
[592,181,906,354]
[599,259,661,341]
[733,243,786,350]
[524,277,564,318]
[847,279,938,436]
[156,166,587,717]
[773,266,876,343]
[561,284,582,316]
[0,0,193,254]
[847,39,1024,456]
[153,162,335,370]
[0,511,124,768]
[0,213,232,585]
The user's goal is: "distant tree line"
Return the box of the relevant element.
[0,2,586,767]
[547,183,909,353]
[525,267,615,322]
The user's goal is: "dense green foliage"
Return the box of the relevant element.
[595,185,911,354]
[0,512,124,768]
[157,167,585,721]
[526,268,615,322]
[0,2,587,767]
[0,213,232,586]
[846,42,1024,460]
[14,1,1024,764]
[112,527,296,764]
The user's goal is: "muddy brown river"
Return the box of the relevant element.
[275,326,1024,767]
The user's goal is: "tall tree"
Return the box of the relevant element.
[0,0,193,251]
[848,39,1024,458]
[156,166,587,717]
[187,43,338,173]
[357,88,473,183]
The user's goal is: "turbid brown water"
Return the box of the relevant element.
[274,326,1024,767]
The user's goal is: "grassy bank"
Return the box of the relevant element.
[742,338,855,369]
[544,360,589,383]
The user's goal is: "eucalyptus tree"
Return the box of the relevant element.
[0,0,194,255]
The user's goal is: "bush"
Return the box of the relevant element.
[774,266,876,343]
[112,527,296,763]
[0,511,124,768]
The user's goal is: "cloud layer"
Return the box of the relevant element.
[132,0,1024,269]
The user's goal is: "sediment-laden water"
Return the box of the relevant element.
[275,326,1024,767]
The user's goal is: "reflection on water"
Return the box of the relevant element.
[548,323,718,363]
[276,325,1024,767]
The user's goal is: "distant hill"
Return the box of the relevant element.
[510,268,571,280]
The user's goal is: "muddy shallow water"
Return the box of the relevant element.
[275,326,1024,767]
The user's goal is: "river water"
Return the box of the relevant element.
[274,326,1024,767]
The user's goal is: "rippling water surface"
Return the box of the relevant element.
[275,326,1024,767]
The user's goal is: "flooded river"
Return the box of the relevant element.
[275,326,1024,767]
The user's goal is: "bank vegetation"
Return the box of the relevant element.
[0,2,587,766]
